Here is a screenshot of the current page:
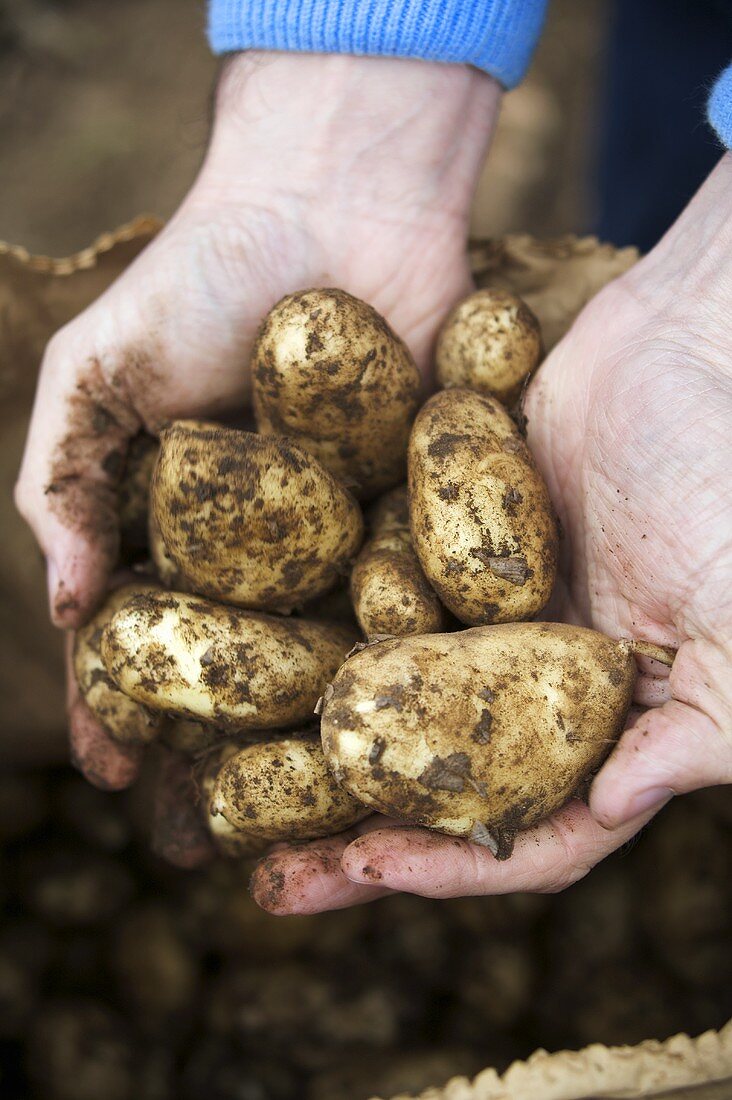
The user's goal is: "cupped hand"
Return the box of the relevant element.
[256,155,732,914]
[15,52,499,791]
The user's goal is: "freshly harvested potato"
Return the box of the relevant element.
[436,289,542,405]
[152,420,363,613]
[73,583,164,745]
[351,486,443,638]
[251,288,422,498]
[101,590,357,731]
[162,719,221,756]
[211,736,369,840]
[320,623,635,857]
[197,743,268,857]
[408,388,557,624]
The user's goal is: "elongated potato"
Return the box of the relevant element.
[197,742,269,857]
[351,486,443,638]
[252,289,422,499]
[101,591,357,731]
[152,421,363,613]
[73,583,164,745]
[211,737,369,840]
[408,389,557,624]
[321,623,635,857]
[436,289,542,405]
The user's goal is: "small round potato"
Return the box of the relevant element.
[73,583,164,745]
[252,288,422,499]
[162,719,222,755]
[210,737,369,841]
[101,590,357,731]
[436,289,542,406]
[152,420,364,613]
[408,388,557,624]
[351,486,443,638]
[321,623,636,857]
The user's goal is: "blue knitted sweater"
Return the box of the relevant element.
[208,0,731,145]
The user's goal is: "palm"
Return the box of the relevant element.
[526,282,732,697]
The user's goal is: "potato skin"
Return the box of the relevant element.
[351,486,443,638]
[152,421,363,613]
[73,584,164,745]
[101,590,357,731]
[436,289,542,406]
[252,289,422,499]
[210,737,368,840]
[320,623,635,854]
[408,388,557,625]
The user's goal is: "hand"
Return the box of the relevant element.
[253,155,732,914]
[15,52,499,791]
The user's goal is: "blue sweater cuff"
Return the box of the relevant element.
[708,64,732,149]
[208,0,547,89]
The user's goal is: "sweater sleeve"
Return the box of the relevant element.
[207,0,547,89]
[708,63,732,148]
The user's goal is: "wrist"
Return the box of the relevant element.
[194,51,500,235]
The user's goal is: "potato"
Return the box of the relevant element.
[320,623,635,857]
[408,388,557,624]
[211,736,369,840]
[197,742,268,857]
[101,590,357,731]
[73,583,164,745]
[351,486,443,638]
[161,719,221,756]
[251,288,422,498]
[436,289,542,405]
[151,420,363,613]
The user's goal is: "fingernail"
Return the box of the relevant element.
[621,786,673,823]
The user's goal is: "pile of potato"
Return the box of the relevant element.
[75,286,637,859]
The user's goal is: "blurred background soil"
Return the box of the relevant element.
[0,0,609,254]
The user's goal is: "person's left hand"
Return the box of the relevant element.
[250,155,732,915]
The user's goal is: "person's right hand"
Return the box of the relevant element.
[15,51,499,795]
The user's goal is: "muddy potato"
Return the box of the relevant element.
[152,420,363,612]
[409,388,557,624]
[73,584,164,745]
[351,486,443,638]
[211,737,368,841]
[252,288,422,499]
[161,718,221,755]
[321,623,635,856]
[101,590,357,731]
[196,743,268,858]
[436,289,542,405]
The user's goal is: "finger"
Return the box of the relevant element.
[15,330,141,628]
[590,698,732,829]
[341,800,658,898]
[151,749,215,869]
[66,636,142,790]
[250,816,400,915]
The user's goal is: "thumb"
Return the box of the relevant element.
[590,697,732,829]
